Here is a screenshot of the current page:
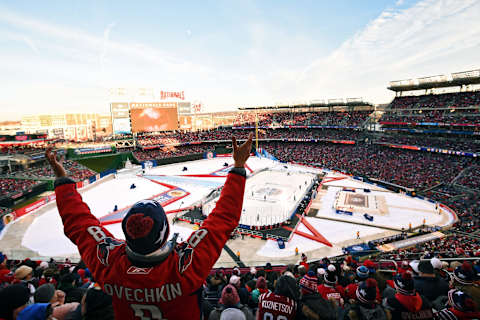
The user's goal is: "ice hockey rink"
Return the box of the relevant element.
[0,156,457,267]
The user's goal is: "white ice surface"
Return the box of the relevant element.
[15,157,456,259]
[256,217,384,258]
[21,175,170,256]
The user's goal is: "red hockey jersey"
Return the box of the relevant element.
[318,284,345,307]
[257,292,297,320]
[55,171,246,320]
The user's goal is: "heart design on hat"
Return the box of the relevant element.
[125,213,154,239]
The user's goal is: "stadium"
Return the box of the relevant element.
[1,69,479,316]
[0,1,480,317]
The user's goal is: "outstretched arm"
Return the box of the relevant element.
[46,148,119,282]
[179,134,253,291]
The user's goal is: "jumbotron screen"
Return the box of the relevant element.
[130,107,179,132]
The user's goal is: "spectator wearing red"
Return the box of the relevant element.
[300,253,309,271]
[298,271,337,319]
[45,134,253,320]
[382,272,433,320]
[258,275,298,320]
[434,289,480,320]
[317,265,345,307]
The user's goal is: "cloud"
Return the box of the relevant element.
[186,29,192,37]
[395,0,405,6]
[295,0,480,103]
[0,8,210,74]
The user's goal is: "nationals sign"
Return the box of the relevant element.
[160,90,185,100]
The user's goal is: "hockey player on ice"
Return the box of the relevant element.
[45,133,253,320]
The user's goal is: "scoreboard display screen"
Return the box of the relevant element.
[131,107,179,132]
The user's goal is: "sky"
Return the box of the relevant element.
[0,0,479,120]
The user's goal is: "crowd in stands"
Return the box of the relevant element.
[1,251,479,319]
[233,110,372,127]
[388,92,480,110]
[0,207,12,216]
[136,128,366,148]
[0,178,41,197]
[17,160,96,182]
[381,91,480,125]
[0,146,48,156]
[262,142,475,190]
[376,134,480,153]
[133,144,213,161]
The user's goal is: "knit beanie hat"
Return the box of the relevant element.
[250,267,257,275]
[39,261,49,269]
[356,278,378,304]
[317,268,326,277]
[229,275,241,287]
[324,264,338,286]
[356,265,369,280]
[453,262,475,285]
[300,271,318,294]
[34,283,56,303]
[122,200,169,255]
[14,265,33,280]
[219,308,246,320]
[431,257,442,270]
[256,276,267,290]
[219,284,240,307]
[0,284,31,320]
[394,272,415,295]
[448,289,477,312]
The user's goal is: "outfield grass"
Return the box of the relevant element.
[76,155,119,173]
[13,196,44,210]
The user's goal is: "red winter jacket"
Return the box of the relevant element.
[55,170,246,320]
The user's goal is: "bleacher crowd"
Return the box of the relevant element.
[1,251,479,319]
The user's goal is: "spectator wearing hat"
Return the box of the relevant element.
[0,252,13,287]
[0,284,31,320]
[450,262,480,304]
[257,275,298,320]
[345,266,381,303]
[45,134,253,320]
[14,265,35,303]
[232,267,241,277]
[382,272,434,320]
[229,275,250,307]
[344,279,387,320]
[413,260,449,303]
[34,284,57,304]
[434,289,480,320]
[208,284,254,320]
[316,268,326,285]
[264,262,279,291]
[397,261,411,275]
[298,271,336,320]
[243,267,257,284]
[317,265,345,307]
[300,253,309,271]
[251,277,270,306]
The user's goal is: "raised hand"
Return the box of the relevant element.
[232,133,253,168]
[45,147,67,178]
